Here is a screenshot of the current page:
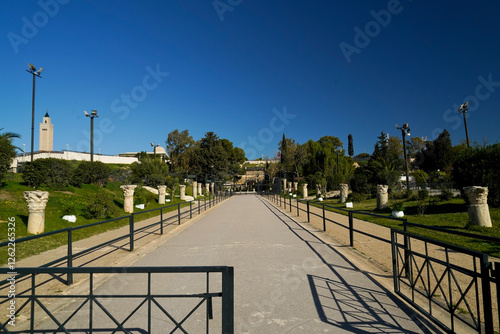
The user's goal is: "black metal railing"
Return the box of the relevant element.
[391,229,497,334]
[0,193,230,287]
[261,191,500,333]
[0,266,234,333]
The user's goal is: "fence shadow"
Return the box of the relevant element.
[258,196,442,333]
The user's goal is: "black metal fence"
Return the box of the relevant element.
[0,266,234,333]
[262,191,500,333]
[0,192,230,287]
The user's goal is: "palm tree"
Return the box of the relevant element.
[0,128,21,182]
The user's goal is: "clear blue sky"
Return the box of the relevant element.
[2,0,500,160]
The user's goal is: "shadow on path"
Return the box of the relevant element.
[258,197,442,334]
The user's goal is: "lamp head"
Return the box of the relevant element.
[37,67,44,75]
[91,110,97,116]
[28,63,36,71]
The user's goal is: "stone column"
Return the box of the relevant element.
[120,185,137,213]
[205,183,210,194]
[464,186,492,227]
[340,183,349,203]
[24,191,49,234]
[315,184,321,198]
[198,183,202,196]
[180,185,186,200]
[302,183,308,199]
[376,185,389,210]
[158,185,167,205]
[192,181,198,198]
[211,182,215,194]
[293,182,298,192]
[282,178,287,192]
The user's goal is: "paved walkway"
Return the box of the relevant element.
[30,195,442,333]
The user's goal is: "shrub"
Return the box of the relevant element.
[350,167,375,196]
[83,189,119,219]
[417,189,429,201]
[0,132,19,183]
[439,188,453,201]
[412,170,428,184]
[24,158,73,189]
[452,144,500,207]
[351,192,365,203]
[392,202,405,212]
[72,161,112,187]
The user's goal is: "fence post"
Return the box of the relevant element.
[198,198,201,215]
[221,267,235,334]
[495,262,500,328]
[322,205,326,231]
[67,229,73,285]
[403,219,409,277]
[178,204,181,225]
[190,201,193,219]
[481,256,494,333]
[289,197,292,212]
[129,214,134,251]
[160,208,164,235]
[348,211,354,247]
[296,199,299,216]
[307,201,310,222]
[284,196,287,210]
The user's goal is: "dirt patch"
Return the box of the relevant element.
[0,190,15,201]
[55,190,76,195]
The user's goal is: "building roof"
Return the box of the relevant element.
[44,111,50,117]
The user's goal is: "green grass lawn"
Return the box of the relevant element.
[0,181,205,265]
[300,195,500,258]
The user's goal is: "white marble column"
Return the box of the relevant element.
[192,181,198,198]
[293,182,298,192]
[464,186,492,227]
[377,185,389,210]
[158,185,167,205]
[198,183,202,197]
[180,185,186,200]
[24,191,49,234]
[340,183,349,203]
[302,183,308,199]
[120,185,137,213]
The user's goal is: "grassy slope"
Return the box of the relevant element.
[0,181,198,264]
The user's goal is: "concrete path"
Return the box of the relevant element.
[36,195,442,333]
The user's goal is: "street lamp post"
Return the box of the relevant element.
[458,101,470,148]
[396,123,411,192]
[26,63,44,162]
[84,110,98,162]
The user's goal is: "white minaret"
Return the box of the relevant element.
[39,111,53,152]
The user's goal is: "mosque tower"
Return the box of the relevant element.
[39,111,53,152]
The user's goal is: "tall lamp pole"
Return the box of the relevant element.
[395,123,411,192]
[84,110,98,162]
[458,101,470,148]
[26,63,44,162]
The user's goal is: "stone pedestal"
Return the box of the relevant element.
[192,181,198,198]
[376,185,389,210]
[302,183,308,199]
[464,186,492,227]
[293,182,298,192]
[211,182,215,194]
[282,179,287,192]
[180,185,186,200]
[340,184,349,203]
[120,185,137,213]
[198,183,202,196]
[158,185,167,205]
[205,183,210,194]
[24,191,49,234]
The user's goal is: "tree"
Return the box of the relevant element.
[0,129,20,183]
[416,129,454,173]
[130,153,170,187]
[166,129,194,172]
[348,134,354,158]
[72,161,112,187]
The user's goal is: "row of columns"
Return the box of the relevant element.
[22,185,493,235]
